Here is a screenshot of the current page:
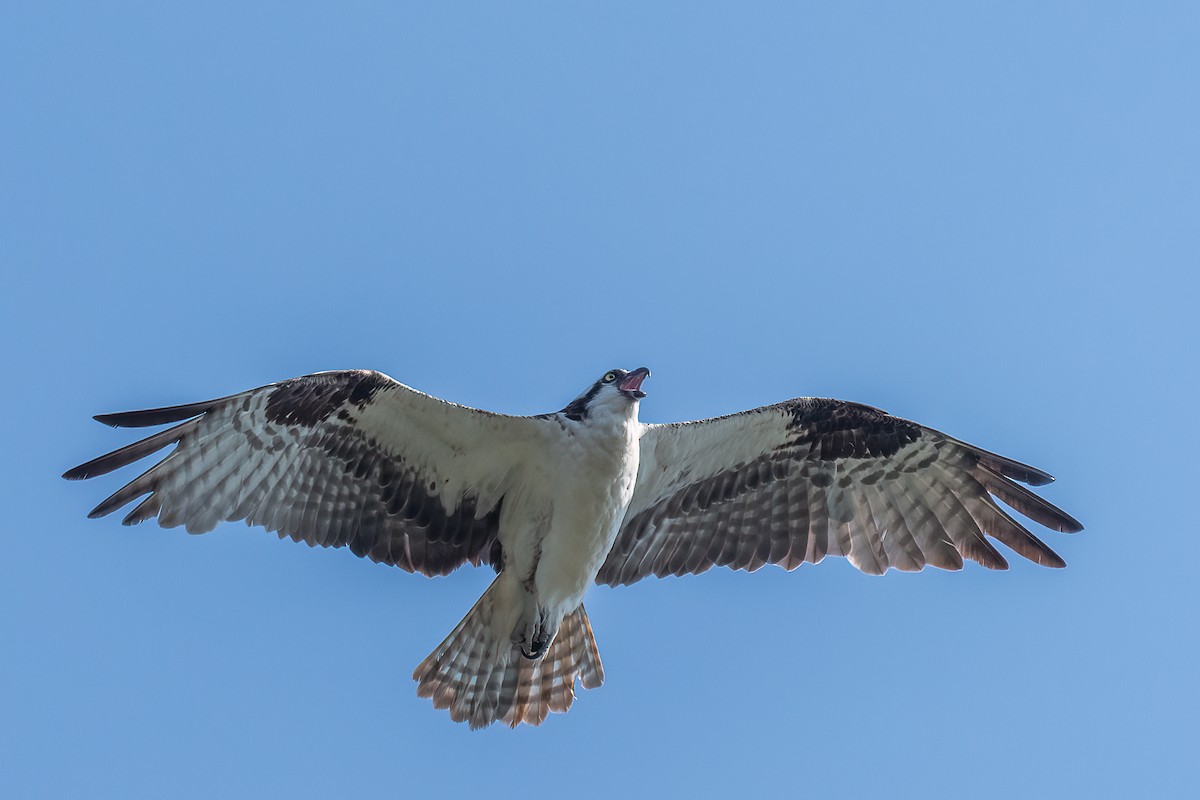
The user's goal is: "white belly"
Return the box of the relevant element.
[534,467,636,609]
[527,421,640,611]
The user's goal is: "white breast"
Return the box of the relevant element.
[530,414,641,610]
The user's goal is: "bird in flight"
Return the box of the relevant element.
[65,368,1081,728]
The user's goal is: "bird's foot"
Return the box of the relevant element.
[520,630,552,660]
[512,617,555,660]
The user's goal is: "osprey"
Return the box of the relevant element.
[65,368,1081,728]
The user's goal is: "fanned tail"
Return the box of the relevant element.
[412,580,604,730]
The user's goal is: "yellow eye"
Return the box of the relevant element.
[603,372,617,383]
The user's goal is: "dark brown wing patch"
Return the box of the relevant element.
[264,370,387,427]
[787,399,922,460]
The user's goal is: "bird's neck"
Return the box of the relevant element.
[576,401,640,436]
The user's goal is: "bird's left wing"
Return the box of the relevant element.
[597,398,1082,585]
[65,370,541,576]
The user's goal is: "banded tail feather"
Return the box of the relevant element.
[413,578,604,729]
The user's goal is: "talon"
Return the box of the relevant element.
[525,631,552,660]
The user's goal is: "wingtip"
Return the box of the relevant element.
[91,399,223,429]
[63,462,103,481]
[1034,548,1068,568]
[1028,472,1055,487]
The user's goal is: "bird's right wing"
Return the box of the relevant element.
[598,398,1082,586]
[65,370,544,576]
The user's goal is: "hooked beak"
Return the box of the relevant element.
[617,367,651,399]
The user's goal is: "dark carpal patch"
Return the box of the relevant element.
[265,370,387,427]
[786,399,922,460]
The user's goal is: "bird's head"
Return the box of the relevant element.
[561,367,651,422]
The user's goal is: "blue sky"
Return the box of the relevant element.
[3,3,1197,797]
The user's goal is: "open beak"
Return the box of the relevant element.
[617,367,650,399]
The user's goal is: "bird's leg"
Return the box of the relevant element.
[511,604,559,660]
